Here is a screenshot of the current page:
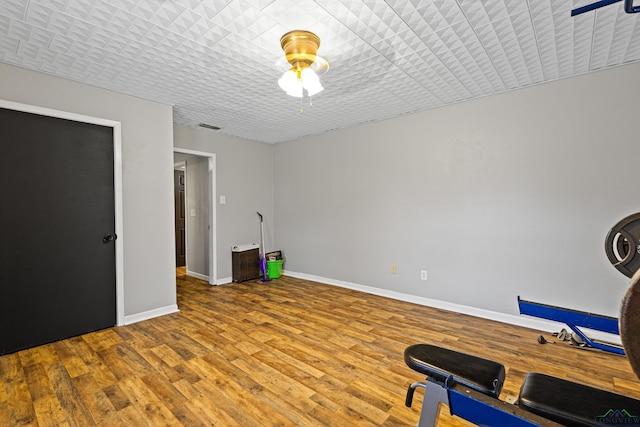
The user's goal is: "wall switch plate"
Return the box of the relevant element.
[391,264,397,274]
[420,270,428,281]
[220,195,226,204]
[190,209,196,217]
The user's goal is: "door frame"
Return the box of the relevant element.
[0,99,125,326]
[173,148,217,285]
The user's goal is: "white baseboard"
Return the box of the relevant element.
[283,271,622,345]
[184,269,229,286]
[124,304,179,325]
[187,270,209,281]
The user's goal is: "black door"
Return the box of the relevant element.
[0,107,117,356]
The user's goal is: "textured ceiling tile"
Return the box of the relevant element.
[2,0,640,143]
[108,0,136,11]
[437,51,479,96]
[1,48,25,65]
[45,11,77,36]
[82,42,108,63]
[624,22,640,60]
[124,15,154,41]
[0,13,9,33]
[67,18,96,42]
[84,0,115,27]
[23,2,54,29]
[370,29,423,60]
[483,0,527,22]
[386,1,424,28]
[435,25,464,53]
[420,30,449,55]
[480,12,542,87]
[473,22,513,82]
[47,34,76,53]
[189,0,233,20]
[63,0,96,21]
[590,6,620,69]
[571,18,596,72]
[261,0,321,39]
[459,1,491,29]
[6,18,32,41]
[1,0,28,20]
[529,2,568,80]
[0,32,18,53]
[322,31,375,67]
[105,8,133,35]
[34,0,69,10]
[419,1,466,33]
[572,0,598,9]
[125,1,156,21]
[511,12,545,83]
[601,7,640,65]
[399,64,453,101]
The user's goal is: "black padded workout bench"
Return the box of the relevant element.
[403,224,640,426]
[404,343,640,426]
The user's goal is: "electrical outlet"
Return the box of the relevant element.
[420,270,428,281]
[391,264,397,274]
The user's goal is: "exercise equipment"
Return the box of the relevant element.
[572,0,640,16]
[622,269,640,379]
[518,297,624,355]
[404,344,640,426]
[515,212,640,355]
[403,270,640,426]
[605,212,640,278]
[536,335,556,345]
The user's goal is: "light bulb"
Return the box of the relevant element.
[305,82,324,97]
[301,68,323,96]
[278,70,303,97]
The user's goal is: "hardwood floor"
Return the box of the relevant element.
[2,268,640,426]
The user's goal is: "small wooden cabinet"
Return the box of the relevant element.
[232,244,261,282]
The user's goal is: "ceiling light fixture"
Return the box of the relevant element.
[278,30,329,111]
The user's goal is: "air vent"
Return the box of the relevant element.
[198,123,221,130]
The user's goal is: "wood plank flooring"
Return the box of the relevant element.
[2,268,640,426]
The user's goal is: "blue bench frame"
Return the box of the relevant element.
[518,296,625,355]
[407,375,563,426]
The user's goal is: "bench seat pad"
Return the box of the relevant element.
[519,372,640,426]
[404,343,505,398]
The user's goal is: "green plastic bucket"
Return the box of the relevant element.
[266,259,283,279]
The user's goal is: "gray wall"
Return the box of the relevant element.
[5,59,635,325]
[174,153,209,278]
[274,62,640,318]
[0,63,176,319]
[173,126,274,281]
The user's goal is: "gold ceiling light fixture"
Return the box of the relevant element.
[278,30,329,106]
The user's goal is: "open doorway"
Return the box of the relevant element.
[173,149,217,285]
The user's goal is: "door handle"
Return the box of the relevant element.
[103,233,117,243]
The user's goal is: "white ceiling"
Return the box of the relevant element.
[1,0,639,144]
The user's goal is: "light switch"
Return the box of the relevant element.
[190,209,196,217]
[220,195,226,205]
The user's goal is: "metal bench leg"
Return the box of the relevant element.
[407,379,449,427]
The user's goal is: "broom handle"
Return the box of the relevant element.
[257,212,264,257]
